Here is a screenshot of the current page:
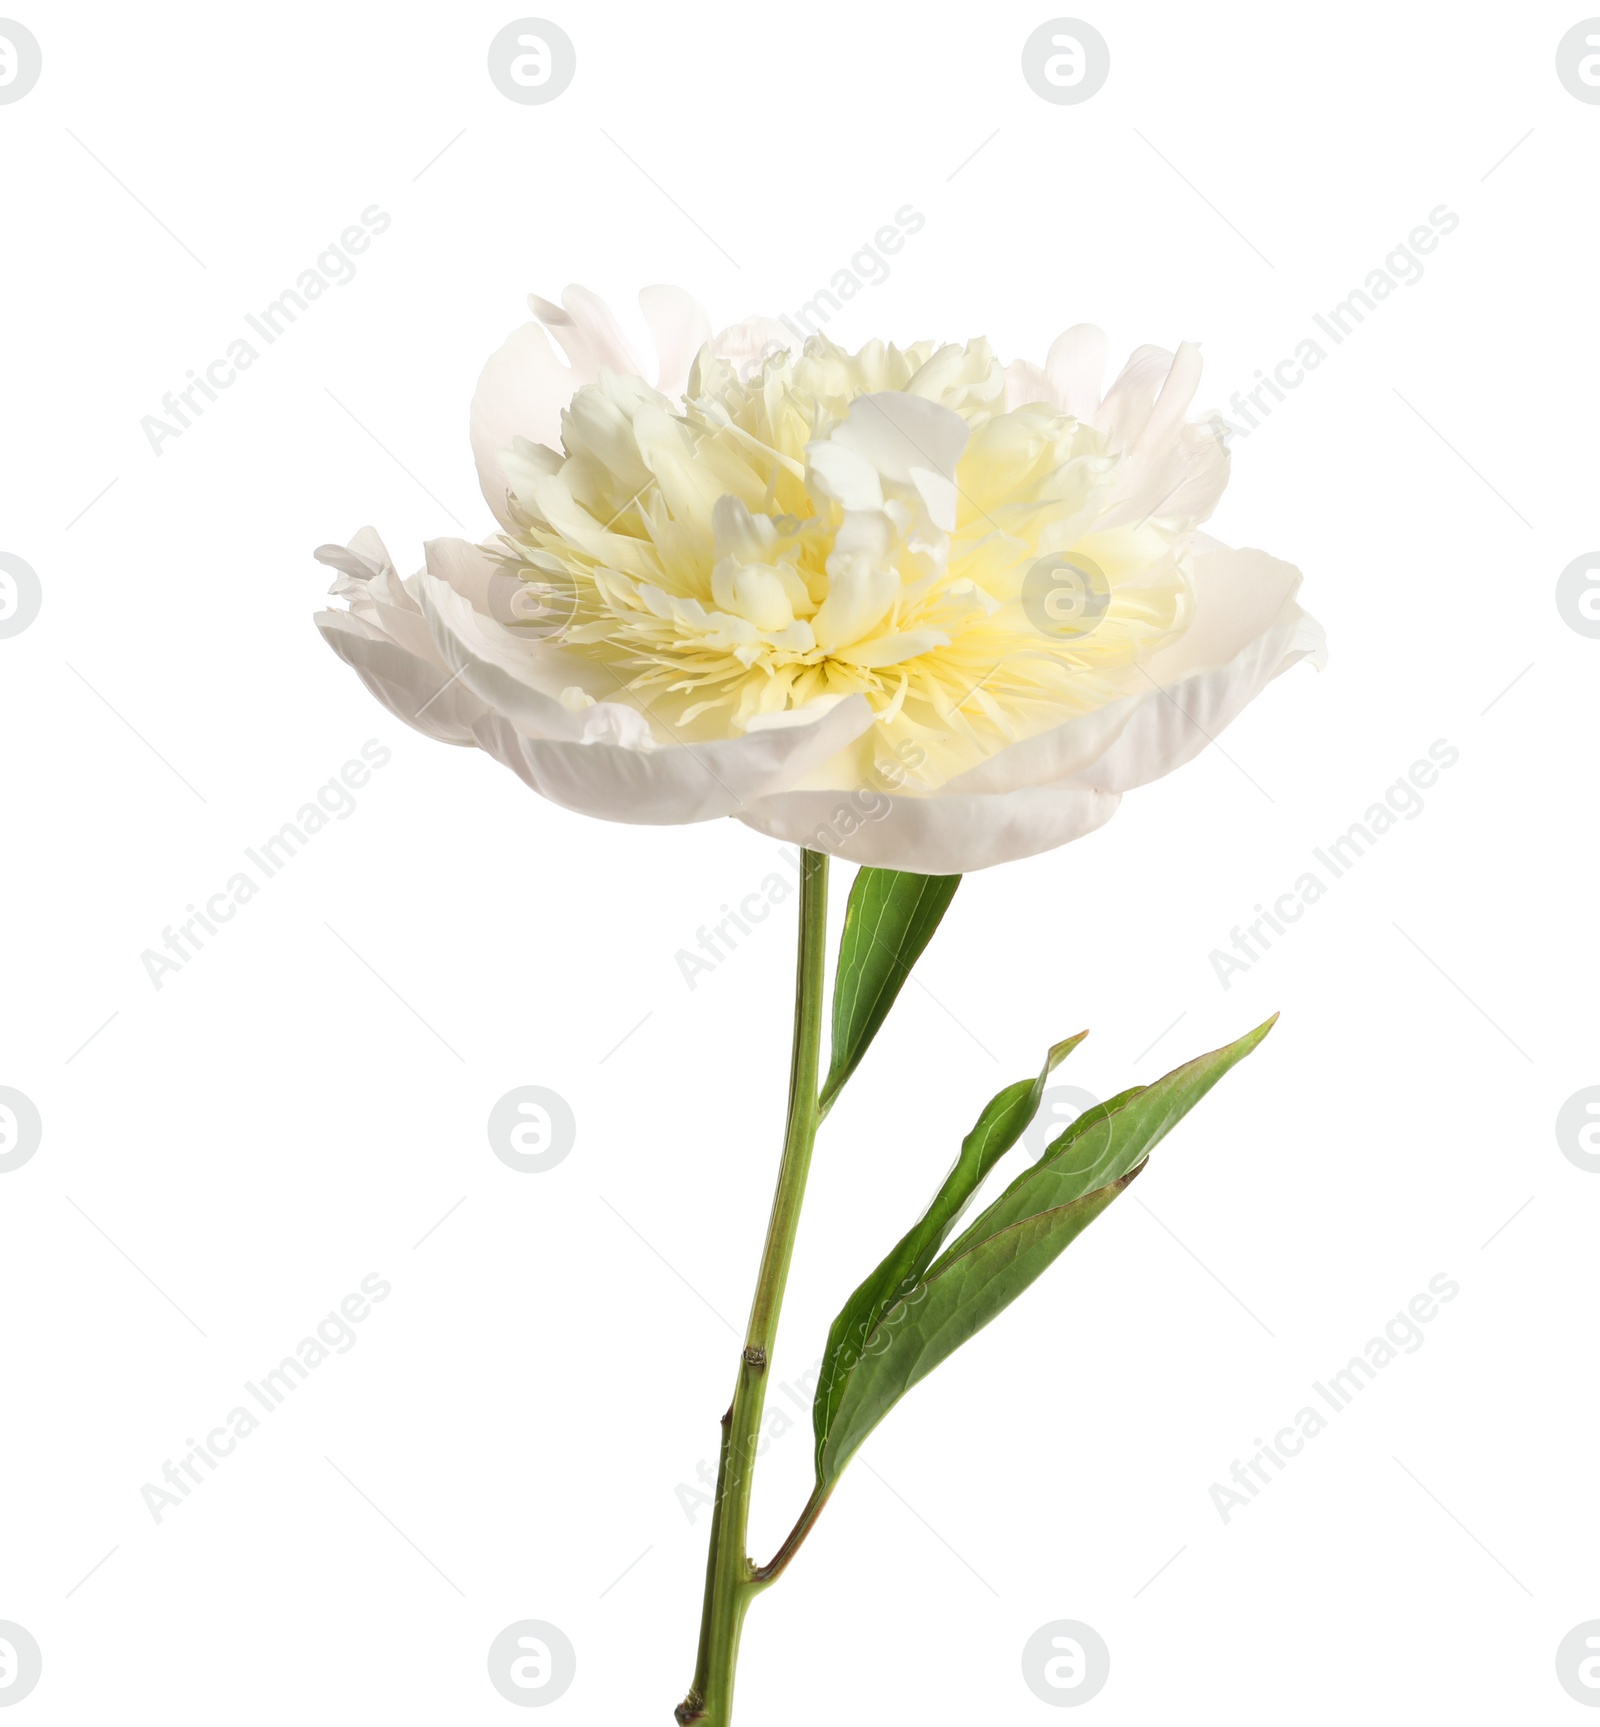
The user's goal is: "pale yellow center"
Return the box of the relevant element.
[495,336,1194,791]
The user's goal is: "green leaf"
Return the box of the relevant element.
[813,1015,1278,1488]
[813,1031,1088,1472]
[821,868,960,1114]
[938,1013,1278,1264]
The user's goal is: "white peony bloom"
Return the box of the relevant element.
[316,286,1324,872]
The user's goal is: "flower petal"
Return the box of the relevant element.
[638,284,713,396]
[1095,344,1178,450]
[472,285,710,529]
[828,392,969,490]
[948,543,1322,798]
[468,694,877,825]
[529,285,646,381]
[414,538,646,740]
[314,616,486,746]
[470,320,582,529]
[737,781,1121,872]
[1046,324,1110,419]
[707,316,796,380]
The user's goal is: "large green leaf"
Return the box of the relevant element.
[813,1031,1088,1469]
[820,868,961,1114]
[813,1015,1277,1487]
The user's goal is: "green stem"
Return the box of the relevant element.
[677,850,830,1726]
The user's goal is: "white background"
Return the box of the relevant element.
[3,1,1597,1720]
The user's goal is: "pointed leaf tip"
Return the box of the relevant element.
[1047,1031,1090,1070]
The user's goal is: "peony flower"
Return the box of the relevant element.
[313,282,1319,1724]
[316,286,1323,872]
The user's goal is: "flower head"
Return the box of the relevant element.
[317,287,1323,871]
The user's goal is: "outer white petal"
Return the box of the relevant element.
[314,529,440,662]
[314,531,487,745]
[527,286,646,380]
[1098,415,1230,531]
[1011,336,1224,529]
[1147,537,1327,682]
[316,617,487,745]
[1131,341,1203,456]
[470,321,581,529]
[468,695,877,826]
[470,284,713,530]
[638,285,712,396]
[948,543,1323,799]
[1046,324,1109,418]
[1094,344,1179,450]
[1003,358,1050,411]
[413,538,646,740]
[737,781,1122,872]
[1071,546,1323,795]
